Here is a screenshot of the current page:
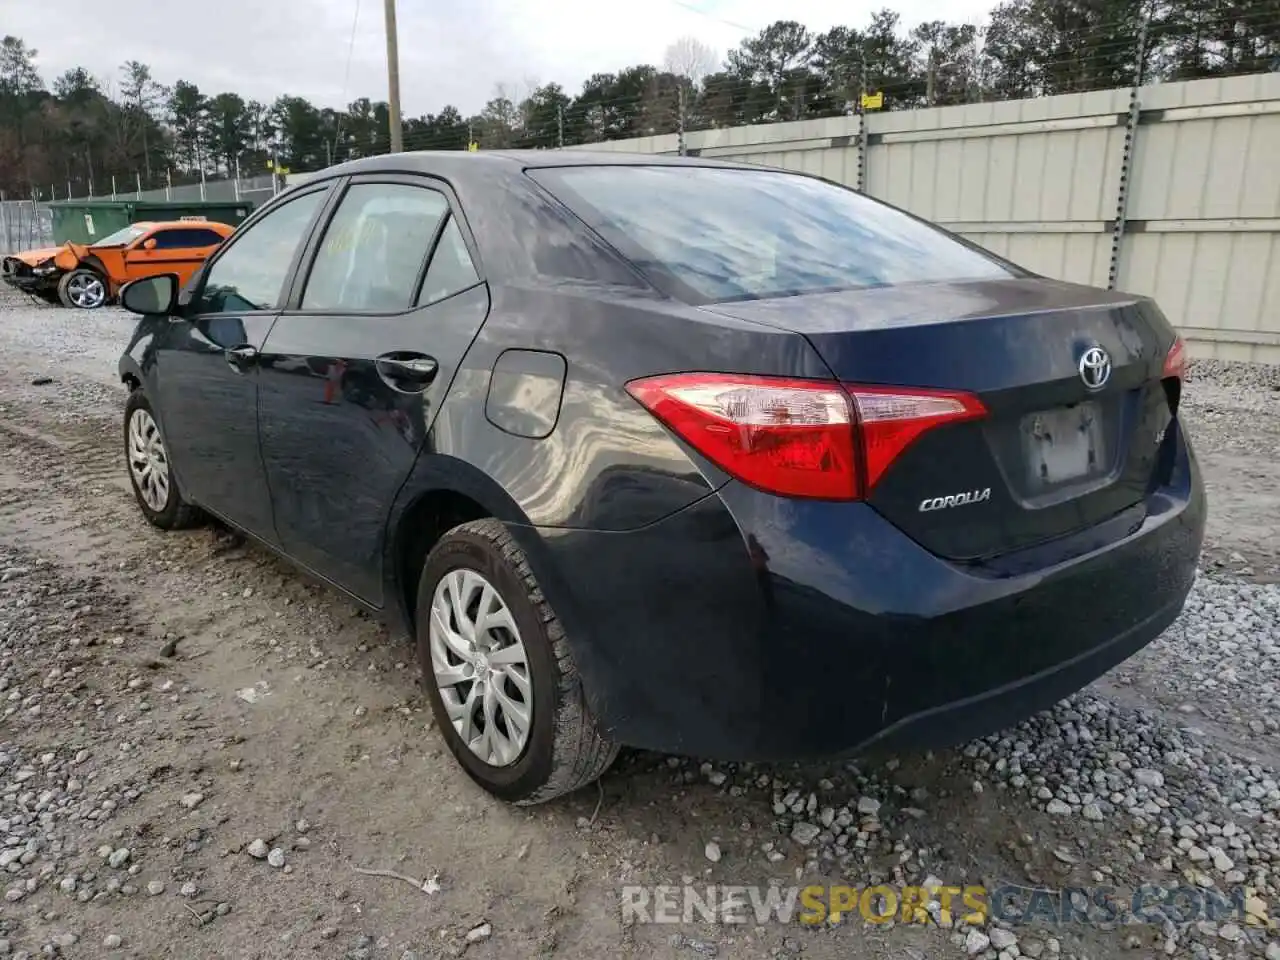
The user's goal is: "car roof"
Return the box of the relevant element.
[142,220,234,231]
[308,149,768,184]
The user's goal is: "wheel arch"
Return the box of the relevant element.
[383,455,538,639]
[80,254,110,277]
[118,355,145,392]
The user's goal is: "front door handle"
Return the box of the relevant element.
[226,345,258,371]
[375,354,439,388]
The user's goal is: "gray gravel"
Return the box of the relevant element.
[1189,358,1280,392]
[0,551,162,953]
[0,294,132,429]
[1126,576,1280,736]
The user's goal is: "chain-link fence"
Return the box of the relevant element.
[1,175,286,254]
[0,200,53,254]
[120,173,280,211]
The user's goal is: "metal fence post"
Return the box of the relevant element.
[1108,18,1149,291]
[856,60,868,193]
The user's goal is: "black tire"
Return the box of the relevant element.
[57,268,107,309]
[123,389,203,530]
[416,519,618,805]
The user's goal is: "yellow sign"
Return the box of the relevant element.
[322,217,385,256]
[861,91,884,110]
[468,142,479,152]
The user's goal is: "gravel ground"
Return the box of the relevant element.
[2,288,1280,960]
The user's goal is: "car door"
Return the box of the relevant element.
[153,186,332,544]
[255,174,489,603]
[124,226,228,285]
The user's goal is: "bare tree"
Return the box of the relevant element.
[664,36,719,86]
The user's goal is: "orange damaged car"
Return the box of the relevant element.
[1,220,234,309]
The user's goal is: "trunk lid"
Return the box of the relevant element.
[701,277,1179,561]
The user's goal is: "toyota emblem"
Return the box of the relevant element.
[1078,346,1111,390]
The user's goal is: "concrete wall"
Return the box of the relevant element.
[566,73,1280,364]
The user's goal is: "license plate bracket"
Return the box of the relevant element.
[1022,401,1106,488]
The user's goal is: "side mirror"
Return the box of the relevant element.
[142,237,158,250]
[120,274,179,316]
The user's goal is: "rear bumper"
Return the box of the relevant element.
[510,418,1205,761]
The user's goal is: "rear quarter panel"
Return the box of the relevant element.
[417,283,832,530]
[380,280,831,647]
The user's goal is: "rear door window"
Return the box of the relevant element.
[528,165,1016,304]
[302,183,448,312]
[417,216,480,306]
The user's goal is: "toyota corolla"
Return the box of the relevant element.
[114,151,1205,805]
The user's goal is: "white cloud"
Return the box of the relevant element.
[7,0,995,116]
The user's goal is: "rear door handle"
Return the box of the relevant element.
[375,354,439,388]
[226,345,258,371]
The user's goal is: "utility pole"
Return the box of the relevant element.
[384,0,404,153]
[677,86,687,156]
[556,104,564,148]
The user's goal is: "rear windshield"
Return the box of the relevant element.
[528,165,1016,304]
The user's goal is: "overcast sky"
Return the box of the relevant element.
[7,0,995,117]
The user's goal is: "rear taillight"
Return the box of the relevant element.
[845,385,987,492]
[625,373,857,499]
[1162,336,1187,381]
[625,373,985,500]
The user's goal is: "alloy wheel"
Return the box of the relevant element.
[127,408,170,512]
[67,272,106,309]
[428,568,533,767]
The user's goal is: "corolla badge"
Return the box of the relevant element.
[919,488,992,512]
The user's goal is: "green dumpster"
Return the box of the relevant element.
[48,200,254,245]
